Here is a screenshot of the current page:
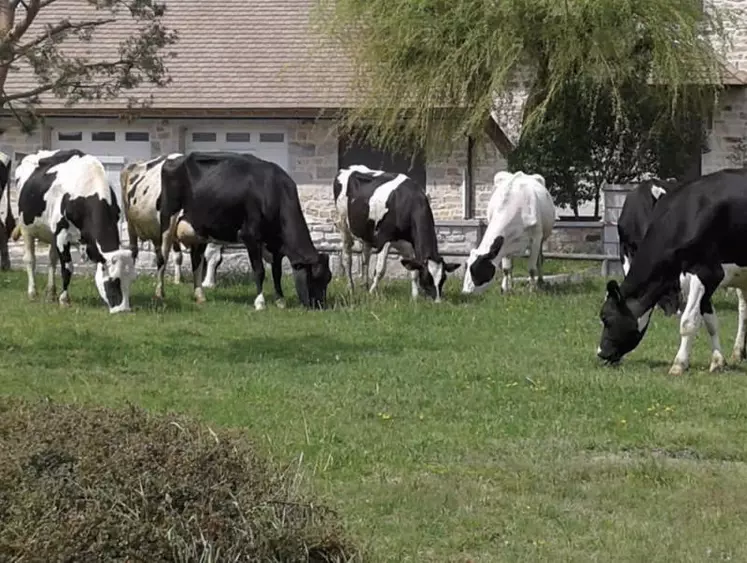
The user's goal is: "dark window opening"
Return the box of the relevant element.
[226,132,251,143]
[92,131,116,142]
[260,132,284,143]
[125,131,149,142]
[192,132,217,143]
[58,132,83,141]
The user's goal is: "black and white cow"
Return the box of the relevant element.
[598,168,747,376]
[158,151,332,309]
[462,171,555,295]
[0,150,15,270]
[9,149,136,312]
[617,177,687,316]
[333,165,460,301]
[120,154,226,298]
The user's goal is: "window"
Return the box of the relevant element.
[58,132,82,141]
[92,131,116,142]
[192,132,216,143]
[260,132,284,143]
[125,131,149,142]
[226,132,251,143]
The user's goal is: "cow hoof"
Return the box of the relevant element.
[731,348,745,363]
[709,352,725,373]
[275,298,286,309]
[254,294,266,311]
[668,363,687,376]
[27,291,37,301]
[45,289,57,302]
[202,281,215,289]
[58,294,71,307]
[194,289,206,304]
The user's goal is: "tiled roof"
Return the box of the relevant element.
[3,0,355,112]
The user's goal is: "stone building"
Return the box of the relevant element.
[1,0,745,273]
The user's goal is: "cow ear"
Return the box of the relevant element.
[444,262,460,273]
[401,258,423,271]
[606,280,623,303]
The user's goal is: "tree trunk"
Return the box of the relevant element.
[0,0,14,92]
[593,187,601,219]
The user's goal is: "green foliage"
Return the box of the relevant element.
[0,397,356,562]
[314,0,730,158]
[0,0,178,131]
[508,80,710,216]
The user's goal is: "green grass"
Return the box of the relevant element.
[2,265,747,562]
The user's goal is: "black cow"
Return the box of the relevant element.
[598,168,747,376]
[333,164,459,301]
[617,177,684,315]
[9,149,135,313]
[158,151,332,309]
[0,151,15,270]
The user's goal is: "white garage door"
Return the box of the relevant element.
[185,125,289,172]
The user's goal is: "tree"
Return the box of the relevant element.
[508,78,709,217]
[313,0,731,159]
[0,0,177,129]
[0,0,177,269]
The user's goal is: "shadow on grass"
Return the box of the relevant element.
[160,332,434,366]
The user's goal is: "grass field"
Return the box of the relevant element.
[2,259,747,562]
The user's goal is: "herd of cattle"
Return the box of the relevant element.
[0,147,747,376]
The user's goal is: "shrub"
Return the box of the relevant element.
[0,397,357,562]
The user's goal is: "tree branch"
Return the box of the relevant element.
[13,17,116,61]
[9,0,40,42]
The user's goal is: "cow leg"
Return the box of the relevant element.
[339,226,355,291]
[698,269,726,373]
[45,244,58,302]
[360,242,372,288]
[527,237,543,291]
[173,241,183,285]
[156,214,179,300]
[245,241,267,310]
[500,256,513,293]
[369,242,391,293]
[126,221,139,264]
[270,251,286,308]
[0,218,9,271]
[56,242,74,307]
[669,277,704,376]
[189,242,207,304]
[731,288,747,363]
[23,233,37,300]
[202,244,223,289]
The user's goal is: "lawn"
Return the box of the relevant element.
[2,261,747,562]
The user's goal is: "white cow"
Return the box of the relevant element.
[462,171,555,294]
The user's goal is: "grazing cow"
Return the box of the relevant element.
[462,171,555,295]
[597,168,747,375]
[158,151,332,309]
[120,155,225,297]
[0,150,15,270]
[333,165,460,301]
[617,177,690,316]
[9,149,135,313]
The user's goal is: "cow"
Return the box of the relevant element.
[120,155,226,298]
[158,151,332,309]
[333,164,460,301]
[597,168,747,376]
[0,150,15,270]
[9,149,136,313]
[462,171,555,295]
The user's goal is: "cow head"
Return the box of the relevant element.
[597,280,647,364]
[94,249,137,313]
[462,236,504,295]
[400,257,460,301]
[293,252,332,309]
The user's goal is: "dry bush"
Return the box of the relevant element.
[0,397,358,562]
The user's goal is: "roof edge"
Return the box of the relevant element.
[2,107,346,120]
